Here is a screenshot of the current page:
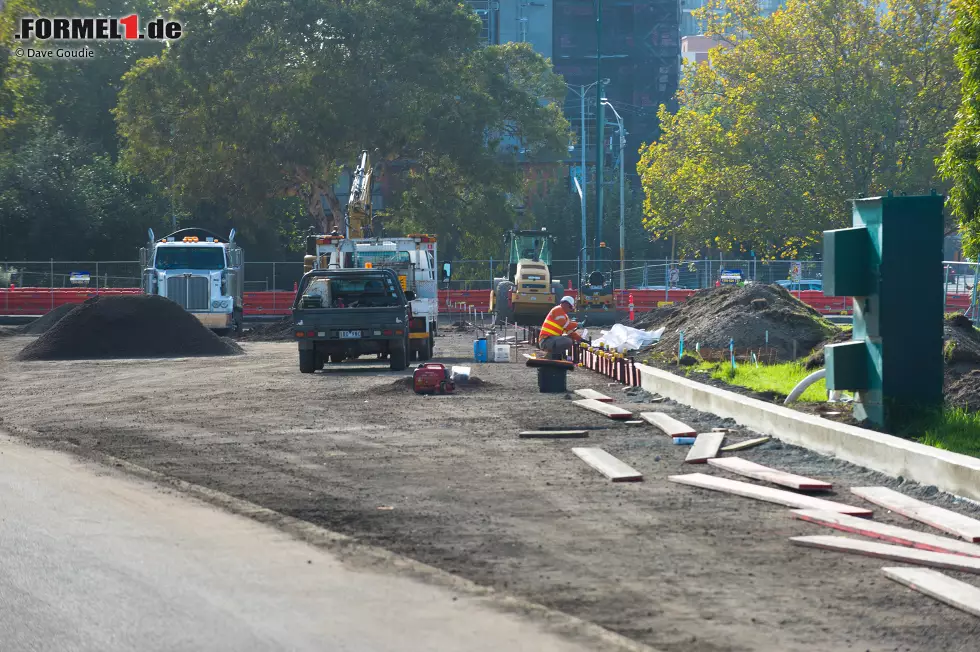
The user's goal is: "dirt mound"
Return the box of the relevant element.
[631,305,679,329]
[19,303,79,335]
[16,295,244,361]
[648,284,838,361]
[238,316,295,341]
[944,314,980,365]
[946,371,980,412]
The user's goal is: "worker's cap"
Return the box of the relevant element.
[560,295,576,309]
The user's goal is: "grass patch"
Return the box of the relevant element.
[714,362,827,402]
[900,407,980,458]
[702,360,827,402]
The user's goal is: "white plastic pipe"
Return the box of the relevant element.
[784,369,825,405]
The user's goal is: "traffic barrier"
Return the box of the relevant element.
[0,287,972,318]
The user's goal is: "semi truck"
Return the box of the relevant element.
[140,228,244,334]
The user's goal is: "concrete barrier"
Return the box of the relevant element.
[635,362,980,502]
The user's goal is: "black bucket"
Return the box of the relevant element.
[537,366,568,393]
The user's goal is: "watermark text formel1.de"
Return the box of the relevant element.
[14,16,182,41]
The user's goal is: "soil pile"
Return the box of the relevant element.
[238,316,295,341]
[645,284,838,361]
[16,295,244,361]
[943,314,980,411]
[19,303,79,335]
[631,305,679,329]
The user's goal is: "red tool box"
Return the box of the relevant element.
[412,363,455,395]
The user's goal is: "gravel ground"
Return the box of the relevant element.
[2,332,980,651]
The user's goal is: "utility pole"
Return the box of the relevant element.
[618,125,625,292]
[580,85,587,273]
[594,0,604,274]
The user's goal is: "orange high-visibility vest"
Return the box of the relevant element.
[540,305,578,339]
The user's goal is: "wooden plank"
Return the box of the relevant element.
[790,535,980,574]
[519,430,588,439]
[882,567,980,618]
[791,509,980,558]
[669,473,873,517]
[708,457,831,491]
[851,486,980,542]
[624,420,644,425]
[685,433,725,464]
[573,399,633,420]
[574,388,613,402]
[639,412,696,437]
[572,447,643,482]
[720,436,771,453]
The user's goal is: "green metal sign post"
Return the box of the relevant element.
[822,191,944,429]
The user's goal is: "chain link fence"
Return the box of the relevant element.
[2,258,978,317]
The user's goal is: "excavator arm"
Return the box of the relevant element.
[347,150,375,238]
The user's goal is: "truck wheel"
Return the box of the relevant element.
[418,336,432,361]
[299,349,316,373]
[389,339,408,371]
[494,281,514,324]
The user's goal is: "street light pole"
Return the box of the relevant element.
[566,81,601,278]
[595,0,604,273]
[602,100,626,292]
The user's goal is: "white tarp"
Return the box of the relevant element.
[591,324,664,352]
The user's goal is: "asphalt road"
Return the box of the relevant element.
[0,435,595,652]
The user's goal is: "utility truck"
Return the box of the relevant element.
[140,228,244,334]
[303,232,439,361]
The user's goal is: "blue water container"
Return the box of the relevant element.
[473,338,488,362]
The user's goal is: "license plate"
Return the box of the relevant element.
[339,330,361,339]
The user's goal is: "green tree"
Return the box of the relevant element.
[939,0,980,258]
[638,0,959,260]
[115,0,570,240]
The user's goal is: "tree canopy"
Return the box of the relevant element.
[939,0,980,258]
[115,0,570,251]
[637,0,959,260]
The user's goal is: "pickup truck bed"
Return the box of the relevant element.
[292,270,412,372]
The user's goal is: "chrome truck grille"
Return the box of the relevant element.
[167,275,210,311]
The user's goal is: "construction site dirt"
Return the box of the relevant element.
[2,332,979,652]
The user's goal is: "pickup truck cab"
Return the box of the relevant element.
[292,268,412,372]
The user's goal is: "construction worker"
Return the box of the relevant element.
[538,295,583,360]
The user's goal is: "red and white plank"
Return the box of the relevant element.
[791,509,980,558]
[708,457,831,491]
[790,535,980,574]
[685,433,725,464]
[573,399,633,420]
[639,412,696,437]
[851,486,980,542]
[669,473,872,517]
[882,567,980,618]
[574,388,613,402]
[572,447,642,482]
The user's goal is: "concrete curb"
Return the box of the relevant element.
[635,362,980,502]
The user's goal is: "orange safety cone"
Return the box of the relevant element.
[628,293,635,322]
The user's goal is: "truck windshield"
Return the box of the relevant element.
[357,251,412,267]
[155,247,225,271]
[299,275,402,309]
